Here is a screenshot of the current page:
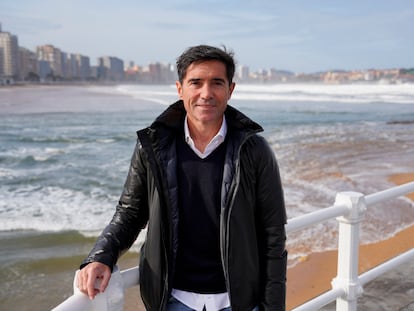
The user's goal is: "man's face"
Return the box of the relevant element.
[176,60,235,128]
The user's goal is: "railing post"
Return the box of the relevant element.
[331,192,366,311]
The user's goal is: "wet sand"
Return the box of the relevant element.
[118,173,414,310]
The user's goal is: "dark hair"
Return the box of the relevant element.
[176,45,235,85]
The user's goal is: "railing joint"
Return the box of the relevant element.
[334,191,367,223]
[331,277,364,301]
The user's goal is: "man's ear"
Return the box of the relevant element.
[228,82,236,99]
[176,81,183,99]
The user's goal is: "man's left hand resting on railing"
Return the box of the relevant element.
[77,262,111,300]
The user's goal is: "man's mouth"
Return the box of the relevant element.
[196,101,215,107]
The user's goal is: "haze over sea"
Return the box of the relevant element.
[1,83,414,310]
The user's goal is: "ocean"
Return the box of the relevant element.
[1,83,414,310]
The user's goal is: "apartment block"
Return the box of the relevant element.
[18,47,38,80]
[97,56,124,81]
[148,62,175,83]
[64,53,91,80]
[76,54,91,80]
[0,25,19,81]
[237,65,250,82]
[37,44,63,78]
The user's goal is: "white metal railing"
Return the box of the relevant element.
[290,182,414,311]
[51,181,414,311]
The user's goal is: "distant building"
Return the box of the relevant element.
[37,44,64,78]
[77,54,91,80]
[18,47,38,81]
[148,62,175,83]
[65,53,91,80]
[237,65,250,82]
[97,56,124,81]
[0,24,19,83]
[65,53,78,79]
[268,68,294,82]
[90,65,99,80]
[127,61,135,70]
[38,60,51,81]
[124,63,141,82]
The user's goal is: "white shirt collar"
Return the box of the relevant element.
[184,115,227,159]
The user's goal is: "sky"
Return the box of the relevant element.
[0,0,413,73]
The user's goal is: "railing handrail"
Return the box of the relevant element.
[286,182,414,234]
[286,203,349,233]
[358,248,414,286]
[365,181,414,206]
[51,181,414,311]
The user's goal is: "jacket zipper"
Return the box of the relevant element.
[221,132,256,305]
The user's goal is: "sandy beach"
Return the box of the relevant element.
[116,173,414,310]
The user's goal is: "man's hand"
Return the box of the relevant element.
[77,262,111,300]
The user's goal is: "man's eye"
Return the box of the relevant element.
[213,80,225,86]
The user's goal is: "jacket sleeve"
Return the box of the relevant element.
[254,136,287,311]
[81,140,150,270]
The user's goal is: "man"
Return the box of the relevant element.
[77,45,287,311]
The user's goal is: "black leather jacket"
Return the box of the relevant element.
[82,101,287,311]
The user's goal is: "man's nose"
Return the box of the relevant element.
[200,84,213,99]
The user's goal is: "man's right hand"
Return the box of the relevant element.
[76,262,111,300]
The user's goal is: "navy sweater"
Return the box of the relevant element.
[173,136,227,294]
